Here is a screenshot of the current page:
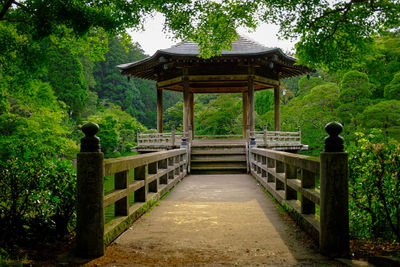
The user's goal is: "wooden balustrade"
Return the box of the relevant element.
[250,148,320,237]
[102,149,187,245]
[137,129,187,148]
[194,134,243,139]
[76,122,188,257]
[249,128,302,148]
[249,121,349,258]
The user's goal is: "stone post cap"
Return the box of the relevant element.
[80,122,101,152]
[181,138,187,147]
[82,122,99,137]
[250,137,256,147]
[324,121,344,152]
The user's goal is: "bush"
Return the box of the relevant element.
[348,130,400,241]
[0,157,76,247]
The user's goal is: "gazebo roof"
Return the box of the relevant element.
[117,35,311,93]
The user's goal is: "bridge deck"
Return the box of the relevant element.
[87,174,336,266]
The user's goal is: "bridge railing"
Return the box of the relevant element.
[193,134,243,139]
[76,122,188,257]
[249,122,349,258]
[137,128,188,148]
[248,126,302,148]
[250,147,320,234]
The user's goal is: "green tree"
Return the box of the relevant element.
[195,94,242,135]
[163,101,183,132]
[337,71,373,127]
[297,76,325,96]
[360,100,400,140]
[255,90,274,115]
[348,131,400,240]
[384,72,400,100]
[86,104,146,157]
[45,45,89,119]
[260,0,400,69]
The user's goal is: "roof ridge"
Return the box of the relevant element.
[236,33,274,49]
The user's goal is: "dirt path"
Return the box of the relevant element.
[85,174,343,266]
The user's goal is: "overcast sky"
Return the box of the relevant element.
[128,13,297,56]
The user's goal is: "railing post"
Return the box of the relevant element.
[171,125,175,147]
[181,138,189,173]
[263,124,267,146]
[76,122,104,257]
[298,126,301,144]
[320,122,349,258]
[137,128,141,145]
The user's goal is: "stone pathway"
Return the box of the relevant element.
[85,174,343,266]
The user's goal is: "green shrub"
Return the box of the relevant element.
[0,157,76,246]
[348,130,400,241]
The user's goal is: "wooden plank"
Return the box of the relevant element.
[188,74,248,81]
[104,149,186,176]
[254,75,280,86]
[157,76,183,87]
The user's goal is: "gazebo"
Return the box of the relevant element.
[118,35,310,142]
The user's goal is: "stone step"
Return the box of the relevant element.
[191,162,247,169]
[191,155,246,162]
[191,149,246,155]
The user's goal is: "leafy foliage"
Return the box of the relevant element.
[384,72,400,100]
[360,100,400,140]
[348,131,400,240]
[86,104,146,157]
[0,158,77,245]
[195,94,242,135]
[337,71,373,127]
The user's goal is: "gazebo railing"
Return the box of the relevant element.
[248,126,302,148]
[137,129,188,147]
[193,134,243,140]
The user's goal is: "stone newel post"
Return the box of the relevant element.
[76,122,104,257]
[319,122,349,258]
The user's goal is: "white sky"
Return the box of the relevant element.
[128,13,297,56]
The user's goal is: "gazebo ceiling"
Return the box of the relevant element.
[117,35,311,93]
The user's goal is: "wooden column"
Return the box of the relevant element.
[183,73,190,133]
[247,75,255,131]
[274,85,280,131]
[189,92,194,136]
[157,86,163,133]
[242,92,247,138]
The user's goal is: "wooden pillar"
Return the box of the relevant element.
[157,86,163,133]
[183,72,190,134]
[274,85,280,131]
[189,92,194,136]
[242,92,247,138]
[247,75,255,131]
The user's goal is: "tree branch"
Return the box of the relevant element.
[309,0,372,28]
[0,0,14,20]
[0,16,31,23]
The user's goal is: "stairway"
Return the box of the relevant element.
[190,140,247,174]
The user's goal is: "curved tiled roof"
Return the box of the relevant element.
[118,35,296,71]
[117,35,311,81]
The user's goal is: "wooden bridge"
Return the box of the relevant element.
[76,121,349,264]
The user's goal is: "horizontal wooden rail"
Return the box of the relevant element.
[194,134,243,139]
[249,128,302,149]
[250,148,320,238]
[137,130,188,148]
[102,148,187,244]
